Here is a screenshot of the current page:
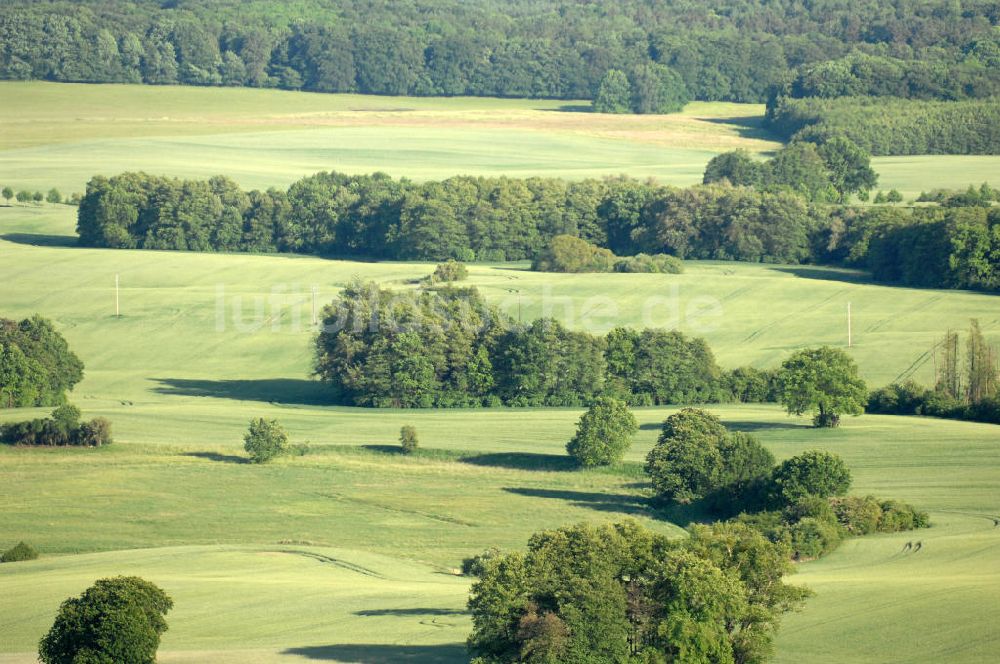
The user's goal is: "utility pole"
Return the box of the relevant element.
[115,273,120,318]
[311,286,319,326]
[847,302,852,348]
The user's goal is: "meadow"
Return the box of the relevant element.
[1,82,999,664]
[1,203,999,662]
[2,82,996,199]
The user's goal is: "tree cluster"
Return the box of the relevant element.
[77,171,827,265]
[467,519,809,664]
[314,281,744,408]
[4,1,997,104]
[1,541,38,563]
[593,66,689,114]
[0,315,84,409]
[704,138,878,202]
[1,404,112,447]
[767,95,1000,156]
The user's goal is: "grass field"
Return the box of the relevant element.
[2,81,999,664]
[4,82,997,200]
[1,203,999,662]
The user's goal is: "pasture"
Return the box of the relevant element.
[3,82,997,199]
[0,203,999,662]
[2,82,999,664]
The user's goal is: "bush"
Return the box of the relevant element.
[0,405,111,447]
[612,253,683,273]
[878,500,930,532]
[531,234,616,272]
[77,417,113,447]
[771,450,852,504]
[429,260,468,283]
[399,425,418,454]
[1,541,39,562]
[565,397,637,467]
[243,418,288,463]
[789,517,842,560]
[39,577,173,664]
[829,495,883,535]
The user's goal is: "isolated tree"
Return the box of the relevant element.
[1,187,12,204]
[817,137,877,201]
[399,425,418,454]
[38,576,173,664]
[429,260,468,283]
[593,69,631,114]
[629,63,689,114]
[243,417,288,463]
[565,396,638,466]
[32,191,44,203]
[886,189,903,203]
[46,188,62,204]
[778,347,867,427]
[16,190,31,203]
[771,450,852,503]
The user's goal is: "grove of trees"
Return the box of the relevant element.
[0,315,84,408]
[3,0,997,106]
[313,281,757,408]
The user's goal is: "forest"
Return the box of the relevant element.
[2,0,999,104]
[76,169,1000,292]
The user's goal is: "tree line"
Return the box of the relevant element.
[313,280,774,408]
[766,95,1000,155]
[2,0,998,104]
[76,171,827,264]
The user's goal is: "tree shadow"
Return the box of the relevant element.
[721,420,811,432]
[768,266,874,285]
[152,378,334,406]
[181,451,248,464]
[460,452,578,472]
[282,643,468,662]
[700,115,778,142]
[361,445,407,456]
[547,104,593,113]
[0,232,77,247]
[503,487,654,516]
[638,422,662,431]
[355,608,468,617]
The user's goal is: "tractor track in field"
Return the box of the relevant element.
[742,286,852,343]
[270,548,385,578]
[314,491,476,528]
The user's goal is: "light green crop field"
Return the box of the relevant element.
[1,82,999,663]
[0,204,999,663]
[2,82,996,200]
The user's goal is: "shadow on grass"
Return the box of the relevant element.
[355,608,468,617]
[152,378,334,406]
[769,266,873,285]
[503,487,653,516]
[700,115,778,142]
[638,421,663,431]
[181,451,248,464]
[362,445,407,456]
[721,420,811,432]
[0,232,77,247]
[282,644,468,663]
[460,452,578,472]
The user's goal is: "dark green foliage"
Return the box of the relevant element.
[771,451,852,504]
[314,282,725,408]
[38,576,172,664]
[612,253,683,274]
[11,1,996,104]
[467,520,806,664]
[645,409,774,506]
[462,547,502,578]
[1,186,12,202]
[724,366,780,403]
[46,188,62,204]
[628,63,689,114]
[565,397,637,467]
[15,190,31,203]
[592,70,631,114]
[778,347,867,427]
[767,96,1000,156]
[32,191,44,202]
[1,541,39,562]
[243,417,288,463]
[0,315,82,408]
[399,425,418,454]
[1,405,111,447]
[703,150,763,188]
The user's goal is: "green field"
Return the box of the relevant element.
[1,203,999,662]
[2,81,999,664]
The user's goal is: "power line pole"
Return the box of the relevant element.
[115,273,120,318]
[311,286,318,326]
[847,302,852,348]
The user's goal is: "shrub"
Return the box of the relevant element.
[1,541,39,562]
[243,418,288,463]
[399,425,418,454]
[531,234,616,273]
[38,577,173,664]
[878,500,930,532]
[429,260,468,283]
[789,517,842,559]
[612,253,683,274]
[565,397,638,467]
[77,417,113,447]
[829,495,883,535]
